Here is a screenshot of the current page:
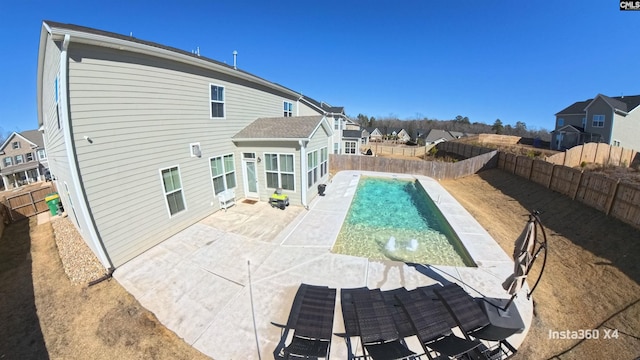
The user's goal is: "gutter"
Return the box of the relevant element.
[59,33,115,271]
[299,140,308,209]
[45,22,301,101]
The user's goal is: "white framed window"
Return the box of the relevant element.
[15,155,24,164]
[320,147,328,177]
[12,141,20,149]
[265,153,295,191]
[37,149,47,160]
[334,118,340,130]
[55,75,62,130]
[283,101,293,117]
[581,117,586,128]
[344,141,357,154]
[3,157,12,167]
[26,153,34,162]
[307,150,318,188]
[592,114,605,128]
[209,84,225,118]
[190,143,201,158]
[333,142,339,154]
[210,154,236,195]
[54,76,59,103]
[557,118,564,127]
[160,166,186,216]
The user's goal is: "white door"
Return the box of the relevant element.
[243,159,259,198]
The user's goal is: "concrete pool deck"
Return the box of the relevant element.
[114,170,533,359]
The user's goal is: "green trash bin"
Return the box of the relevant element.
[45,193,60,216]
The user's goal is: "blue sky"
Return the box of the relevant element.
[1,0,638,135]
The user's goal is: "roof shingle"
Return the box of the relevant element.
[232,116,326,140]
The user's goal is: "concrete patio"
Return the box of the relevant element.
[113,170,533,359]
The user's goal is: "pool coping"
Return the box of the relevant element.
[113,170,533,359]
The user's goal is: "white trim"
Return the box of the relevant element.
[263,152,296,192]
[344,141,357,154]
[320,147,328,178]
[299,142,307,207]
[307,149,319,189]
[283,100,293,117]
[189,142,201,158]
[209,83,226,119]
[40,22,303,115]
[592,114,605,128]
[159,165,187,217]
[0,132,38,152]
[209,153,237,197]
[242,156,259,199]
[37,149,47,161]
[59,34,113,269]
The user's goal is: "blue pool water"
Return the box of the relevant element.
[332,176,475,267]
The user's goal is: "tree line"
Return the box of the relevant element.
[354,114,552,141]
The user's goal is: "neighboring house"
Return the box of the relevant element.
[552,94,640,151]
[424,129,457,145]
[384,127,410,143]
[320,105,364,154]
[366,127,383,142]
[36,21,342,270]
[0,130,48,189]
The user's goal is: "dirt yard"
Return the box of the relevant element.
[441,169,640,360]
[0,217,210,360]
[1,169,638,359]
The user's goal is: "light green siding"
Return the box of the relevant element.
[64,43,322,266]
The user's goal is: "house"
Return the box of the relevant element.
[0,130,48,189]
[552,94,640,151]
[36,21,341,270]
[366,127,383,142]
[424,129,456,145]
[319,105,365,154]
[384,127,411,143]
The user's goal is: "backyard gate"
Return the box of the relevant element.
[3,184,57,222]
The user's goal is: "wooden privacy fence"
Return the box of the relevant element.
[498,152,640,230]
[3,183,57,222]
[360,144,428,157]
[332,139,640,230]
[329,148,498,180]
[545,142,638,168]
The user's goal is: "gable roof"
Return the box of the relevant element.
[555,100,591,116]
[556,94,640,116]
[425,129,456,143]
[20,130,45,148]
[551,124,584,133]
[232,116,329,141]
[0,131,41,152]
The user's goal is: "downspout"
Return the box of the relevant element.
[60,34,115,273]
[299,139,308,209]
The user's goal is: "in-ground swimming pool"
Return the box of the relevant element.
[331,176,475,267]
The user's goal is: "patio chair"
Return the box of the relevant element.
[380,288,416,340]
[272,283,337,359]
[395,287,481,360]
[336,287,370,359]
[352,288,417,360]
[433,283,523,359]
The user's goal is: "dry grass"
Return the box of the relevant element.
[441,169,640,360]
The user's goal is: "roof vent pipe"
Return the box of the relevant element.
[233,50,238,69]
